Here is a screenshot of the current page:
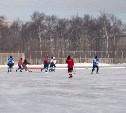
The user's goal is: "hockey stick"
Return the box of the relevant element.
[73,67,76,74]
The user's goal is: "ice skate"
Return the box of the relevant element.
[91,72,93,74]
[41,68,43,72]
[69,74,73,78]
[20,70,22,72]
[96,72,99,74]
[69,75,73,78]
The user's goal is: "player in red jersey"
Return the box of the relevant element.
[66,55,74,78]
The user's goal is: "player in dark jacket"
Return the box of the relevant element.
[22,58,31,72]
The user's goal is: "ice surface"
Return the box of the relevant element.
[0,67,126,113]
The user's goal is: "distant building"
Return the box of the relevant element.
[0,22,13,28]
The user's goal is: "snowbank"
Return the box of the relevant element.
[0,63,125,68]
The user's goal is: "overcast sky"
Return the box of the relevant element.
[0,0,126,23]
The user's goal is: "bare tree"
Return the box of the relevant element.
[31,11,46,51]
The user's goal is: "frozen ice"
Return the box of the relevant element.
[0,66,126,113]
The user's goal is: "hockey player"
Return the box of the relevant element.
[42,56,49,72]
[7,56,14,72]
[53,57,56,69]
[22,58,31,72]
[66,55,74,78]
[49,57,56,72]
[91,56,99,74]
[16,58,23,72]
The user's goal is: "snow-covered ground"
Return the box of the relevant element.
[0,65,126,113]
[1,63,126,68]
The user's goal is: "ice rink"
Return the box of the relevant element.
[0,67,126,113]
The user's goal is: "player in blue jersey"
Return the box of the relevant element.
[7,56,14,72]
[91,56,99,74]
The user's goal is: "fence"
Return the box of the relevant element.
[0,51,125,65]
[0,53,25,65]
[24,51,126,64]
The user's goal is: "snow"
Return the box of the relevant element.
[1,63,126,68]
[0,65,126,113]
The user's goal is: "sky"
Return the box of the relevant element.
[0,0,126,23]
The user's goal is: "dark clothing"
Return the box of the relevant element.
[23,59,30,65]
[22,59,30,71]
[44,58,49,70]
[50,62,55,67]
[68,68,73,73]
[44,62,49,69]
[92,65,99,74]
[8,64,14,68]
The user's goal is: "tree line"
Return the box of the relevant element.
[0,11,126,54]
